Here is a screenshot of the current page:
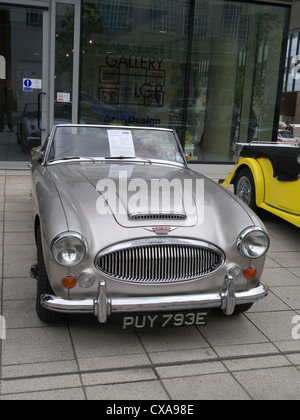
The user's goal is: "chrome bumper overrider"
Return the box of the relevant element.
[40,274,269,323]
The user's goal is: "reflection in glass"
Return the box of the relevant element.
[0,6,43,162]
[79,0,290,163]
[0,55,6,79]
[54,3,75,124]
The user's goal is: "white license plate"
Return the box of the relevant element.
[122,312,207,329]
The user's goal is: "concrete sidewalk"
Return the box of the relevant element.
[1,170,300,400]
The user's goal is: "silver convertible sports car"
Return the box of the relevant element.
[30,125,269,328]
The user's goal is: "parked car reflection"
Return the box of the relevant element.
[17,103,41,153]
[277,129,300,145]
[54,91,132,125]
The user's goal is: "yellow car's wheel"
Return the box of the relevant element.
[234,168,257,212]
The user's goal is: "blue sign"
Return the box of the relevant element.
[24,79,32,88]
[23,79,33,92]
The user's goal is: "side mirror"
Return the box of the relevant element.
[31,145,44,162]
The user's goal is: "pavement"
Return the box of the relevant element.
[1,169,300,400]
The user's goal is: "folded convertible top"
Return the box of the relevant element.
[240,145,300,182]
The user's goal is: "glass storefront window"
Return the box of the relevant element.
[79,0,289,163]
[54,3,75,124]
[285,32,300,93]
[0,5,43,161]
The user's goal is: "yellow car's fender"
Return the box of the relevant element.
[222,157,265,207]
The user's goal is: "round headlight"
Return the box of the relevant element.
[237,227,269,259]
[51,232,88,267]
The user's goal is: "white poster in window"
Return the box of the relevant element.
[31,79,42,89]
[57,92,71,103]
[108,130,135,157]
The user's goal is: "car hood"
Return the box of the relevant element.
[47,161,258,249]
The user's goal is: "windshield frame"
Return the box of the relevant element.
[44,124,188,168]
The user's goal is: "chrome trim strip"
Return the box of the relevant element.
[50,231,88,255]
[50,231,89,267]
[108,293,221,313]
[95,280,110,323]
[96,238,223,259]
[41,294,94,314]
[44,124,188,168]
[220,274,236,315]
[236,142,300,149]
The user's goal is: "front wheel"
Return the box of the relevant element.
[36,226,63,323]
[234,168,258,212]
[233,303,254,314]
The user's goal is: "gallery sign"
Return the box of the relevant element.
[99,47,166,109]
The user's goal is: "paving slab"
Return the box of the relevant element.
[233,367,300,400]
[162,373,251,400]
[85,380,170,400]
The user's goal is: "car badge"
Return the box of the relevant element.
[144,227,177,235]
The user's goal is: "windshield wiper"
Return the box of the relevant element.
[49,156,96,163]
[104,156,136,159]
[104,156,152,164]
[49,156,153,164]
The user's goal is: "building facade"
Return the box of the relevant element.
[0,0,294,168]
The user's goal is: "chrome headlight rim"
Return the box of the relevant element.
[237,226,269,259]
[51,231,88,267]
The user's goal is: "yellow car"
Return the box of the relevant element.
[222,142,300,228]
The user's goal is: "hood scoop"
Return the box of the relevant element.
[128,212,187,221]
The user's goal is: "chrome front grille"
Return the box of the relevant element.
[96,238,224,283]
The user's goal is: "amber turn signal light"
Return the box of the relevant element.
[62,275,77,289]
[243,266,257,280]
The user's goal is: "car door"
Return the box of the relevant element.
[261,157,300,215]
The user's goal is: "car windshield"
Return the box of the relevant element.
[47,126,184,164]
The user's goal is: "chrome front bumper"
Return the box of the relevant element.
[40,274,269,323]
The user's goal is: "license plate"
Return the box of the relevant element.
[122,311,207,330]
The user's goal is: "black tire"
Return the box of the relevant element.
[234,168,258,212]
[233,303,254,314]
[36,226,63,323]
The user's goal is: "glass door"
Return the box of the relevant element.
[0,1,49,166]
[0,0,81,167]
[50,0,81,128]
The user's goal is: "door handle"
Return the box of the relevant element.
[38,92,46,131]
